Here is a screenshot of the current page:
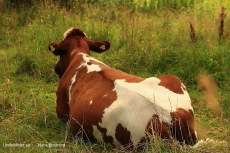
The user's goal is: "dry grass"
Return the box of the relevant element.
[198,73,222,117]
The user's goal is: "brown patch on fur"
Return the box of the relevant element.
[115,123,134,150]
[87,62,92,65]
[170,108,197,145]
[90,59,145,83]
[158,75,185,94]
[96,125,114,144]
[198,74,222,117]
[146,110,197,145]
[69,65,117,142]
[145,114,170,139]
[55,55,85,121]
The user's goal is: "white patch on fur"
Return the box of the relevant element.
[103,94,108,98]
[63,28,87,39]
[92,125,104,142]
[96,78,193,148]
[77,53,107,73]
[68,72,78,105]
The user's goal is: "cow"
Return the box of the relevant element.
[48,28,198,150]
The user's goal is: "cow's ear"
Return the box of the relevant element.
[89,41,110,53]
[48,43,64,56]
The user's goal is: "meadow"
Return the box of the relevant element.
[0,0,229,152]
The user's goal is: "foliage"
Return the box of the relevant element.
[0,0,229,152]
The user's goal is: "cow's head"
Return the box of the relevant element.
[48,28,110,78]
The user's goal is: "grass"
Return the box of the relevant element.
[0,0,230,152]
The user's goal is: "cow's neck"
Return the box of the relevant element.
[68,51,90,71]
[69,39,90,56]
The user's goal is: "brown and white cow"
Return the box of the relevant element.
[48,28,197,150]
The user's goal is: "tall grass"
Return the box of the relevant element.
[0,0,229,152]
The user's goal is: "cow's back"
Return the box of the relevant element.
[67,59,196,149]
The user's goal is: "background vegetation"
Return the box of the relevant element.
[0,0,229,152]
